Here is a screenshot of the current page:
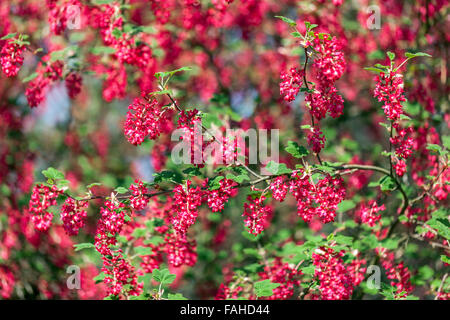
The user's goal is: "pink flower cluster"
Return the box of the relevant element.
[377,248,413,297]
[312,246,354,300]
[280,67,304,102]
[165,232,197,267]
[60,198,88,236]
[357,200,385,227]
[172,180,203,235]
[123,97,167,145]
[269,176,288,201]
[307,127,326,154]
[29,184,63,232]
[0,39,25,77]
[65,72,82,99]
[288,170,346,223]
[206,178,237,212]
[374,71,406,122]
[25,59,64,107]
[94,200,142,297]
[257,258,301,300]
[129,179,149,210]
[242,195,272,236]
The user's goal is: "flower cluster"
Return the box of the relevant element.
[374,71,406,123]
[29,184,63,232]
[307,127,326,154]
[172,180,203,235]
[312,246,354,300]
[0,39,25,77]
[129,179,149,210]
[65,72,82,99]
[206,178,237,212]
[280,67,304,102]
[242,195,272,236]
[377,248,413,297]
[25,59,64,107]
[124,97,168,145]
[269,176,288,202]
[289,170,346,223]
[356,200,385,227]
[257,258,301,300]
[165,232,198,267]
[60,198,88,236]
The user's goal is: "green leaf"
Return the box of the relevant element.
[74,243,95,251]
[285,141,309,159]
[208,175,225,190]
[134,246,152,256]
[441,255,450,264]
[153,170,183,184]
[0,33,17,40]
[22,72,38,83]
[182,167,202,178]
[152,268,176,285]
[387,51,395,61]
[114,187,128,194]
[42,167,65,180]
[91,46,117,55]
[301,265,315,275]
[335,235,353,246]
[254,279,281,297]
[379,176,396,192]
[364,67,386,74]
[168,293,187,300]
[337,200,356,213]
[226,173,250,184]
[405,52,432,59]
[86,182,102,189]
[275,16,297,26]
[264,161,292,175]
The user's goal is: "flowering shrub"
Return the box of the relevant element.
[0,0,449,301]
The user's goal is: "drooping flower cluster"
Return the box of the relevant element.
[206,178,237,212]
[257,258,301,300]
[123,97,167,145]
[289,170,346,223]
[129,179,149,210]
[65,72,82,99]
[374,71,406,122]
[172,180,203,235]
[242,195,272,236]
[356,200,385,227]
[390,126,414,177]
[60,198,88,236]
[25,59,64,107]
[307,127,326,154]
[29,184,63,232]
[377,248,413,297]
[0,39,25,77]
[165,232,197,267]
[312,246,354,300]
[94,200,142,297]
[280,67,304,102]
[269,176,288,201]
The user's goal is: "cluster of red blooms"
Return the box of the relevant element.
[377,248,413,298]
[356,200,385,227]
[172,180,203,235]
[257,258,301,300]
[0,39,25,77]
[269,176,288,201]
[124,97,168,145]
[94,200,142,297]
[129,179,149,210]
[374,71,406,122]
[65,72,82,99]
[215,283,243,300]
[29,184,63,232]
[311,246,355,300]
[279,67,304,102]
[165,232,198,268]
[307,127,326,154]
[306,34,346,154]
[242,195,272,236]
[60,198,88,236]
[373,70,414,177]
[288,170,346,223]
[25,59,64,107]
[206,178,237,212]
